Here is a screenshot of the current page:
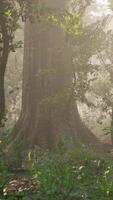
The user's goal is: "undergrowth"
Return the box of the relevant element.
[0,144,113,199]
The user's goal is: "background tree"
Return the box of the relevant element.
[89,29,113,145]
[0,0,20,127]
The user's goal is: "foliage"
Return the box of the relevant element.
[0,145,113,199]
[26,147,113,200]
[0,0,20,54]
[87,29,113,136]
[0,0,22,125]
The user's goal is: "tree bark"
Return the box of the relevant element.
[0,23,9,127]
[0,70,5,125]
[10,0,98,151]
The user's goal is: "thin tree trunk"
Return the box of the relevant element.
[0,70,5,126]
[110,107,113,145]
[0,23,9,127]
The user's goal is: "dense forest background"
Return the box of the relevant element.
[1,0,113,199]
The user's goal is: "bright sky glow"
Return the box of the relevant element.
[96,0,109,5]
[90,0,111,18]
[84,0,112,25]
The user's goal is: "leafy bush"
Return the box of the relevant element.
[1,145,113,200]
[28,147,113,200]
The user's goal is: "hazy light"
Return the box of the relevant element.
[96,0,109,5]
[83,0,112,25]
[90,0,111,17]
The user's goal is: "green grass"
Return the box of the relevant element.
[1,145,113,199]
[27,146,113,200]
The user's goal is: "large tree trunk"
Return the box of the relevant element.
[10,0,98,150]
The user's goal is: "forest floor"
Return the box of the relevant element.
[1,144,113,199]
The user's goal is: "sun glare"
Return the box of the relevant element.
[90,0,111,18]
[96,0,109,5]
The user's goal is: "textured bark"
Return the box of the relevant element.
[0,25,9,127]
[11,0,98,150]
[0,70,5,125]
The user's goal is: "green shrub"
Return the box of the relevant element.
[1,145,113,200]
[27,146,113,200]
